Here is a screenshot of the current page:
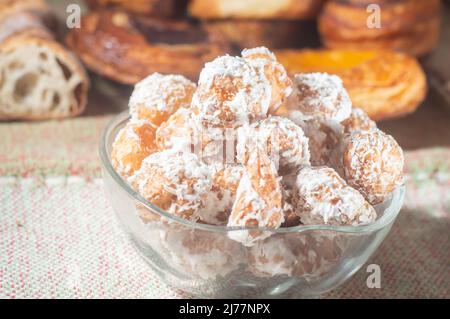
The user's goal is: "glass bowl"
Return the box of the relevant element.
[99,111,405,298]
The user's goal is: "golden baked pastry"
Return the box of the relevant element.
[189,0,324,19]
[276,49,427,120]
[85,0,184,18]
[202,20,318,51]
[318,0,442,57]
[66,10,230,84]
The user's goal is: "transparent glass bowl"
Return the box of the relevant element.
[99,111,405,298]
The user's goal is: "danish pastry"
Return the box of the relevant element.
[294,166,377,226]
[129,73,196,126]
[318,0,442,57]
[276,49,427,120]
[65,10,230,84]
[341,129,404,205]
[202,20,318,51]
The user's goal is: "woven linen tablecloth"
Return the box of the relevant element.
[1,104,449,298]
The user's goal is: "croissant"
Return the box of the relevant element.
[276,49,427,120]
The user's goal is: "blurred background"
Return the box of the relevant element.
[0,0,449,299]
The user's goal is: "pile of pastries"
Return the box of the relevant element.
[111,47,405,249]
[318,0,442,57]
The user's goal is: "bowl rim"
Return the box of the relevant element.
[99,110,405,234]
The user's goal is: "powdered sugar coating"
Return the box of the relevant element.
[111,120,157,178]
[248,234,344,279]
[156,108,232,165]
[149,222,245,280]
[228,151,284,246]
[129,73,196,126]
[281,187,301,227]
[236,116,310,175]
[289,111,342,167]
[192,55,273,128]
[292,73,352,123]
[156,107,196,152]
[197,164,244,225]
[242,47,293,115]
[294,166,377,226]
[128,150,212,222]
[341,108,376,135]
[342,129,404,205]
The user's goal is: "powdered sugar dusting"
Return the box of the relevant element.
[293,73,351,123]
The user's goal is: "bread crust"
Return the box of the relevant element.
[189,0,324,20]
[318,0,442,57]
[65,10,231,84]
[276,49,427,120]
[0,34,89,120]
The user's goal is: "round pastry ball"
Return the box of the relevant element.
[228,151,284,246]
[149,222,245,280]
[197,163,244,225]
[192,54,273,128]
[294,166,377,225]
[241,47,293,115]
[289,110,342,167]
[341,107,376,135]
[237,116,310,175]
[111,120,157,178]
[248,233,344,278]
[128,150,212,222]
[342,129,404,205]
[129,73,196,126]
[292,72,352,122]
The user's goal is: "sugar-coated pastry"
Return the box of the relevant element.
[289,111,342,167]
[237,116,310,175]
[111,120,157,178]
[148,222,245,280]
[192,54,274,128]
[281,187,301,227]
[341,108,376,135]
[129,73,196,126]
[341,129,404,205]
[156,107,196,151]
[291,73,352,122]
[248,234,343,278]
[128,150,212,222]
[294,166,377,226]
[198,163,244,225]
[241,47,293,114]
[227,151,284,246]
